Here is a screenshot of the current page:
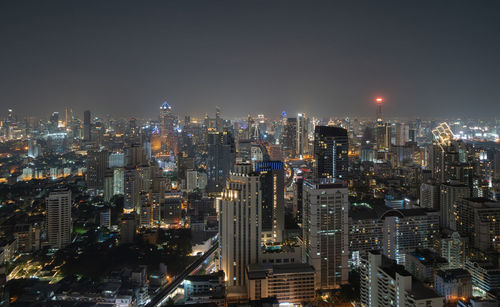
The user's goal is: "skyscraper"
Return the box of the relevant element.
[302,179,348,289]
[256,161,285,244]
[296,113,309,156]
[313,126,348,180]
[86,150,109,190]
[207,129,236,192]
[218,163,261,287]
[83,110,91,141]
[46,189,72,249]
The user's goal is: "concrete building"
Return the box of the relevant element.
[434,269,472,304]
[440,183,470,230]
[246,263,315,305]
[219,163,261,288]
[405,249,448,285]
[302,179,348,289]
[46,189,72,249]
[465,260,500,293]
[360,251,443,307]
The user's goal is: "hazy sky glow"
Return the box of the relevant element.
[1,0,500,119]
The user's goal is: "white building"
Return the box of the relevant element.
[218,163,261,288]
[360,251,443,307]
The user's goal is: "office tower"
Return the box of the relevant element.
[86,150,109,190]
[434,269,472,304]
[256,161,285,244]
[83,110,91,141]
[207,129,236,192]
[374,97,391,152]
[219,163,261,287]
[440,232,465,269]
[360,251,443,307]
[280,117,297,158]
[296,113,308,156]
[160,101,177,154]
[313,126,348,180]
[440,183,470,230]
[46,189,72,249]
[100,209,111,228]
[456,198,500,253]
[420,182,439,209]
[124,168,138,213]
[302,179,348,289]
[382,209,440,264]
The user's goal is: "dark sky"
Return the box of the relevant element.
[1,1,500,119]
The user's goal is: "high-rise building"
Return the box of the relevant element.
[440,232,465,269]
[46,189,72,249]
[86,150,109,190]
[207,129,236,192]
[256,161,285,244]
[280,117,297,158]
[219,163,261,287]
[420,182,440,209]
[313,126,348,180]
[83,110,91,141]
[382,209,440,264]
[360,251,443,307]
[296,113,308,156]
[440,183,470,230]
[302,179,348,289]
[456,198,500,253]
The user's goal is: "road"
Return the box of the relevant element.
[145,240,218,307]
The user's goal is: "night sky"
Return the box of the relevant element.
[1,1,500,119]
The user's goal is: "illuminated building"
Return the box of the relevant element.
[405,249,448,285]
[440,183,470,230]
[465,260,500,293]
[219,163,261,288]
[46,189,72,249]
[440,232,465,269]
[302,179,348,289]
[296,113,309,156]
[434,269,472,304]
[160,101,178,154]
[256,161,284,244]
[374,98,391,152]
[456,198,500,253]
[382,209,440,264]
[360,251,443,307]
[313,126,348,180]
[246,263,315,304]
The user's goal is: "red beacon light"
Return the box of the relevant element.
[375,97,384,103]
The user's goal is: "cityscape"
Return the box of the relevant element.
[1,1,500,307]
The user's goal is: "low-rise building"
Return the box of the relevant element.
[246,263,315,305]
[434,269,472,304]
